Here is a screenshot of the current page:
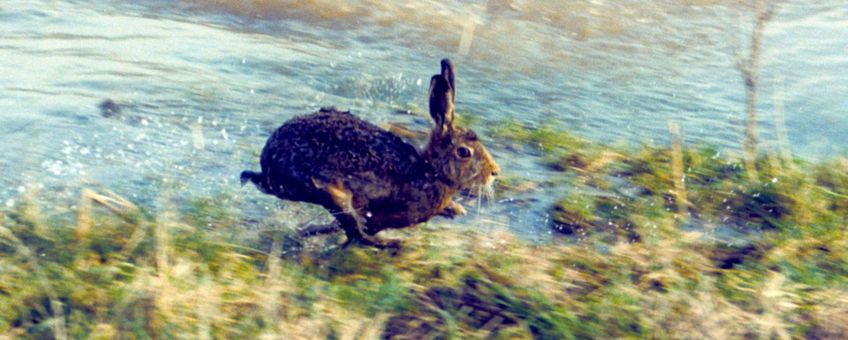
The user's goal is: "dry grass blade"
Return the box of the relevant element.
[262,238,284,335]
[76,188,140,238]
[668,121,689,218]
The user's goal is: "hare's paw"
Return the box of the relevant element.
[374,238,402,254]
[438,201,467,219]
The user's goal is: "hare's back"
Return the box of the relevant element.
[260,108,424,185]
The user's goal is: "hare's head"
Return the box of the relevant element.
[424,59,500,193]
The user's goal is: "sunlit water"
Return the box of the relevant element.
[1,0,846,240]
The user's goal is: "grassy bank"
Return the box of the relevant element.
[1,123,847,339]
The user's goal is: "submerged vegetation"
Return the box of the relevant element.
[2,121,847,339]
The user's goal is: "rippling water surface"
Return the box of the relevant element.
[1,0,846,238]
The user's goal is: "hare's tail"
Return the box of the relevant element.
[240,170,271,193]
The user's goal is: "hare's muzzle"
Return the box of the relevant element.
[485,149,500,175]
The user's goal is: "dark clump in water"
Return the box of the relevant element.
[99,99,120,118]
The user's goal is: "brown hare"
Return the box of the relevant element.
[241,59,499,248]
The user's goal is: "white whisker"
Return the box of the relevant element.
[476,185,483,213]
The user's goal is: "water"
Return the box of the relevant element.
[1,0,846,238]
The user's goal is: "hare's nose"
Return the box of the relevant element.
[491,170,499,177]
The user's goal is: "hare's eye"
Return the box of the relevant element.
[456,146,473,159]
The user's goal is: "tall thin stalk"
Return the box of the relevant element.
[738,0,777,178]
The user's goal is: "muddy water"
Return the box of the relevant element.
[1,0,845,239]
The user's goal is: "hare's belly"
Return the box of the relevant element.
[362,197,439,232]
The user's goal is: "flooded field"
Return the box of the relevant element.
[1,0,846,237]
[3,1,848,338]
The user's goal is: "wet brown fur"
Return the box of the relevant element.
[242,59,499,248]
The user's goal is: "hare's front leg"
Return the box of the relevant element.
[320,179,399,249]
[438,200,467,219]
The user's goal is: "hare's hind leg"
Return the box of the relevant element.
[318,179,398,249]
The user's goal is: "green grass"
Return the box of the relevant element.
[1,123,847,339]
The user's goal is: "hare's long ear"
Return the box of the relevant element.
[441,58,455,101]
[429,58,455,135]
